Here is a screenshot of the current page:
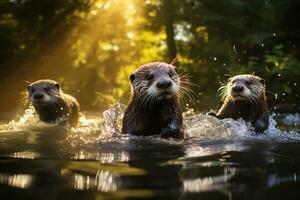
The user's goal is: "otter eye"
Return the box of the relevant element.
[169,69,177,77]
[44,88,50,92]
[246,81,251,85]
[174,68,178,73]
[147,73,153,80]
[31,88,35,93]
[55,83,60,89]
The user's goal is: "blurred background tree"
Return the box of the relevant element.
[0,0,300,114]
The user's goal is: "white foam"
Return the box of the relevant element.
[281,113,300,126]
[1,103,300,148]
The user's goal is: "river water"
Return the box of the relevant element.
[0,104,300,200]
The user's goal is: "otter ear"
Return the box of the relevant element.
[55,83,60,89]
[129,73,135,83]
[27,85,30,91]
[260,78,265,85]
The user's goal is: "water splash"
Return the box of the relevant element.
[67,113,102,147]
[185,113,300,142]
[0,106,39,132]
[257,117,300,142]
[184,113,254,140]
[281,113,300,126]
[1,103,300,148]
[100,102,125,137]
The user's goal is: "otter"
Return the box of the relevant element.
[209,74,269,132]
[122,62,183,138]
[27,79,80,127]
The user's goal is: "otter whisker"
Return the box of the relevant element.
[180,80,201,88]
[179,91,189,106]
[179,88,194,104]
[49,92,60,98]
[20,93,29,105]
[179,86,197,102]
[252,88,261,96]
[265,90,275,95]
[249,94,261,106]
[180,84,197,96]
[218,84,229,101]
[248,95,258,105]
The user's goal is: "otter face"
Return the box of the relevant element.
[130,62,180,100]
[225,75,265,102]
[28,80,61,106]
[219,74,265,103]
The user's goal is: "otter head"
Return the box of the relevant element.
[221,74,265,103]
[28,79,61,106]
[130,62,180,100]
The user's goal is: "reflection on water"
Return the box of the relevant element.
[267,174,299,188]
[0,174,32,188]
[72,151,129,163]
[73,170,118,192]
[0,104,300,199]
[9,151,39,159]
[95,170,118,191]
[183,177,214,192]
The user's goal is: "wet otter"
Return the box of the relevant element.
[27,79,80,127]
[122,62,183,138]
[209,74,269,132]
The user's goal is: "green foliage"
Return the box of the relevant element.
[1,0,300,112]
[247,45,300,104]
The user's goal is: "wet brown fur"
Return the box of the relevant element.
[28,79,80,127]
[214,75,269,132]
[122,62,183,138]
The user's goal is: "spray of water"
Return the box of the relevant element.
[0,103,300,147]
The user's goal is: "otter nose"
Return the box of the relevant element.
[157,79,172,89]
[33,93,44,100]
[232,85,244,93]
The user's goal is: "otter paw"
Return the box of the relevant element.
[160,128,183,139]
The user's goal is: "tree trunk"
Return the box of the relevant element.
[164,0,177,61]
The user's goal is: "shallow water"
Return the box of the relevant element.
[0,105,300,200]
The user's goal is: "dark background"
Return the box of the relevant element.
[1,0,300,114]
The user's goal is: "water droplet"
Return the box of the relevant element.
[261,43,265,47]
[223,63,226,66]
[278,74,281,77]
[275,93,278,100]
[294,83,297,86]
[233,45,237,54]
[273,33,276,37]
[213,57,217,61]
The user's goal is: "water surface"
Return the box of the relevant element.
[0,105,300,200]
